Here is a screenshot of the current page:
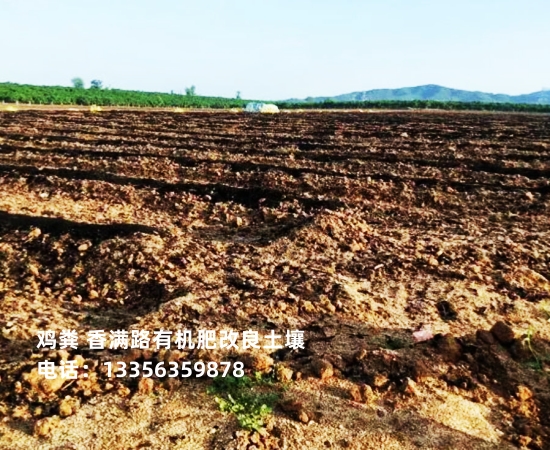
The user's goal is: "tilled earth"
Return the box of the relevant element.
[0,109,549,449]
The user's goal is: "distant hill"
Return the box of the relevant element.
[287,84,550,105]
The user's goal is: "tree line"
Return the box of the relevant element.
[275,98,550,113]
[1,82,549,113]
[0,82,248,108]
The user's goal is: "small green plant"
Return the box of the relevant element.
[524,326,542,370]
[207,373,281,432]
[523,326,549,373]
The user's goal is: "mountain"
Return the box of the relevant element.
[286,85,550,105]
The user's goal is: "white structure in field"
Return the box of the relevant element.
[245,102,279,113]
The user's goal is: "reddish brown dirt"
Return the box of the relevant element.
[0,110,549,449]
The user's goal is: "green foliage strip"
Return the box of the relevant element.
[1,82,549,112]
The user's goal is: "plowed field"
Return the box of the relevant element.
[0,110,549,449]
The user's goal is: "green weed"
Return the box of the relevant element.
[207,373,281,432]
[523,326,549,374]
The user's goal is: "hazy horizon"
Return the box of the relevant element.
[1,0,549,100]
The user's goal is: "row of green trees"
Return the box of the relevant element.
[0,82,248,108]
[1,82,549,112]
[275,98,550,113]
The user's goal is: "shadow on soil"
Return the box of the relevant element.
[0,210,162,241]
[0,164,344,209]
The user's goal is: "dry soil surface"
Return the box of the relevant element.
[0,109,549,449]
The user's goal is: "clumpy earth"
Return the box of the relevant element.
[0,109,549,449]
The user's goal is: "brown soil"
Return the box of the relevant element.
[0,109,549,449]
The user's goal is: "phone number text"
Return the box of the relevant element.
[103,361,244,378]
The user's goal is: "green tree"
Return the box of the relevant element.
[185,85,196,96]
[236,91,241,99]
[71,77,85,89]
[90,79,103,90]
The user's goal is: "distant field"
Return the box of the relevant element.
[0,110,549,449]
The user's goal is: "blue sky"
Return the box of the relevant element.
[1,0,549,100]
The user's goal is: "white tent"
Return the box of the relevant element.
[245,102,279,113]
